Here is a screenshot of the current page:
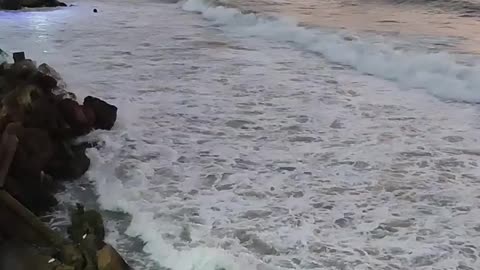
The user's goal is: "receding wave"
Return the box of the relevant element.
[183,0,480,103]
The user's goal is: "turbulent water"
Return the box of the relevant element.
[2,0,480,269]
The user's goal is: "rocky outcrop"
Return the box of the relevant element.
[83,96,117,130]
[0,52,117,214]
[0,52,130,269]
[0,0,21,10]
[0,0,66,10]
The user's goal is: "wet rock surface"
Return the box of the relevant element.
[0,54,117,213]
[0,53,129,269]
[0,0,66,10]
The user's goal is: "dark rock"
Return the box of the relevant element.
[45,0,67,7]
[44,0,66,7]
[32,72,57,92]
[57,99,92,135]
[22,97,78,141]
[20,0,66,7]
[1,84,46,125]
[83,96,117,130]
[9,126,54,180]
[37,63,66,89]
[68,204,105,249]
[9,60,37,80]
[0,0,21,10]
[93,8,97,12]
[58,244,84,270]
[97,244,131,270]
[19,0,43,7]
[0,242,74,270]
[82,105,96,129]
[45,142,90,180]
[4,176,58,215]
[12,52,25,63]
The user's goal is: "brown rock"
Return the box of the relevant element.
[58,99,92,135]
[38,63,66,89]
[32,72,57,92]
[83,96,117,130]
[0,242,75,270]
[97,244,131,270]
[4,175,58,215]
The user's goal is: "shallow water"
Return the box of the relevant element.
[2,0,480,269]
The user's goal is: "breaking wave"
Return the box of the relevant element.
[182,0,480,103]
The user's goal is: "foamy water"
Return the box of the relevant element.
[2,0,480,269]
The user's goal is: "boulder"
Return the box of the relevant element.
[19,0,44,7]
[67,204,105,249]
[38,63,66,89]
[22,95,81,140]
[57,99,93,135]
[83,105,96,128]
[0,0,21,10]
[44,0,66,7]
[4,124,58,214]
[5,175,58,215]
[45,142,90,180]
[23,95,61,131]
[9,126,54,180]
[9,59,37,80]
[19,0,66,7]
[97,244,131,270]
[1,83,45,124]
[58,244,85,270]
[0,242,75,270]
[32,72,58,92]
[83,96,117,130]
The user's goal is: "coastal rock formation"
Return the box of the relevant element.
[0,52,130,269]
[0,53,117,213]
[0,0,66,10]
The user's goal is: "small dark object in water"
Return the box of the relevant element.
[12,52,25,63]
[93,8,97,13]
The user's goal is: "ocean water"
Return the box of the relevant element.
[1,0,480,269]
